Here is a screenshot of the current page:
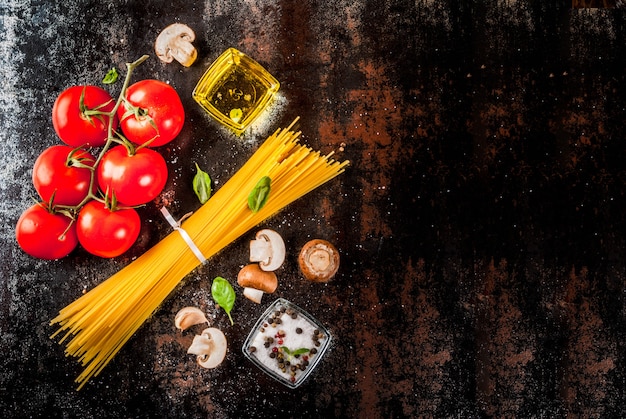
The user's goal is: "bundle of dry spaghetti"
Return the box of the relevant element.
[50,118,348,390]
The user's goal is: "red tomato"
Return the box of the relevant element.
[52,85,119,147]
[76,200,141,258]
[96,145,168,206]
[15,203,78,260]
[118,79,184,147]
[32,145,96,206]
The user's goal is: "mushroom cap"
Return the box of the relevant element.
[298,239,340,282]
[187,327,227,369]
[237,263,278,293]
[250,229,286,271]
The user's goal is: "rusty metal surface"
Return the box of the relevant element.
[1,1,625,417]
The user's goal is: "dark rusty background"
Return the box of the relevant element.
[1,1,625,417]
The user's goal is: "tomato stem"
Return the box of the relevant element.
[96,55,149,166]
[61,55,150,215]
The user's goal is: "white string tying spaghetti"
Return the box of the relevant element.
[159,207,206,264]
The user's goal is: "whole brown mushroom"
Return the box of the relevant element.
[237,263,278,304]
[298,239,340,282]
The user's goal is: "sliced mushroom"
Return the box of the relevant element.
[298,239,340,282]
[237,263,278,304]
[249,229,286,271]
[155,23,197,67]
[187,327,227,369]
[174,306,208,331]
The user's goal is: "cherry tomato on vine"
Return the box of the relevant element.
[76,200,141,258]
[96,144,168,206]
[118,79,184,147]
[32,145,96,206]
[15,203,78,260]
[52,85,119,147]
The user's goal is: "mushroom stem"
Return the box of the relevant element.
[243,287,265,304]
[249,239,271,264]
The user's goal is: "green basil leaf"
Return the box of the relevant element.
[248,176,271,213]
[102,68,119,84]
[280,346,309,359]
[193,163,212,204]
[211,276,235,325]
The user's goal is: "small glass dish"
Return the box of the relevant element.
[192,47,280,135]
[242,298,332,389]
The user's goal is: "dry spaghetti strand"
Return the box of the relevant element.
[50,119,349,390]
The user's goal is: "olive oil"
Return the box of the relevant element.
[193,48,280,135]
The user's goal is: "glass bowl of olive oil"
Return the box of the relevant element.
[193,48,280,135]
